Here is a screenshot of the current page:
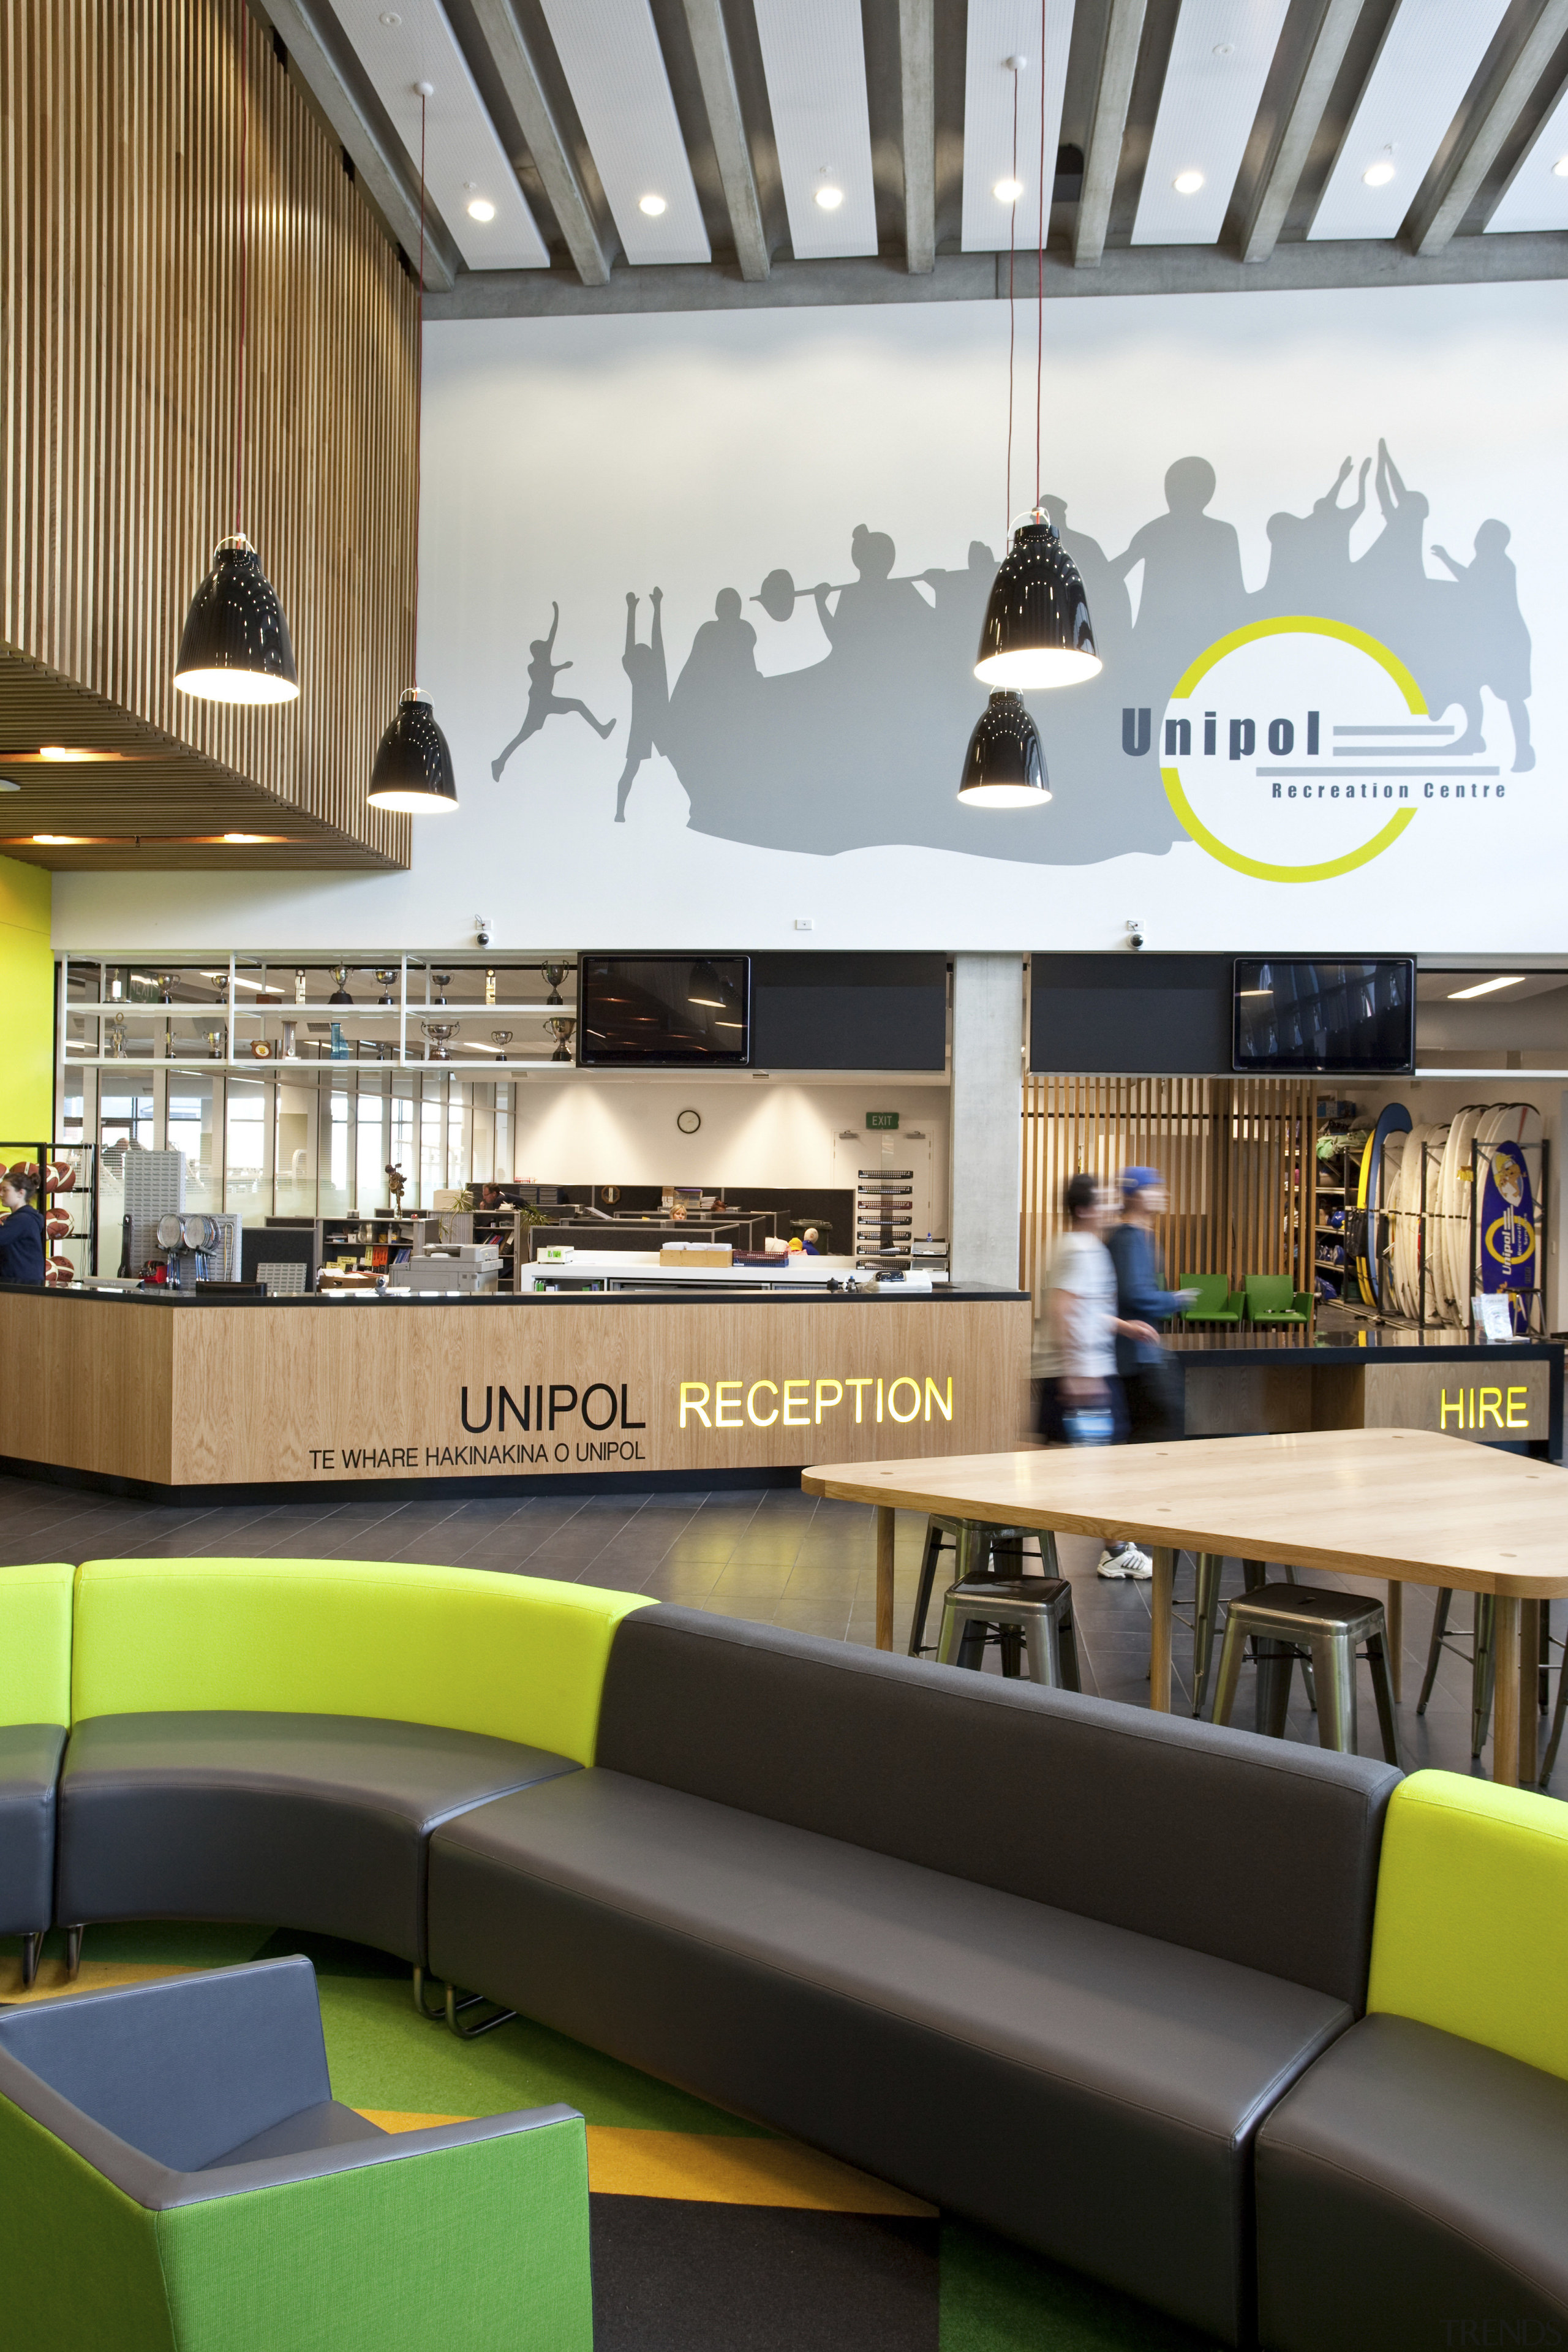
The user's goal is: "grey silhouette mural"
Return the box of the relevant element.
[492,601,615,782]
[489,447,1534,863]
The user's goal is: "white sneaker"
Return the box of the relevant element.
[1097,1542,1153,1581]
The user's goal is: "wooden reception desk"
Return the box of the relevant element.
[0,1282,1031,1496]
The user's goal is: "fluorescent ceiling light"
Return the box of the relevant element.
[39,746,100,762]
[32,833,86,843]
[1447,975,1523,1000]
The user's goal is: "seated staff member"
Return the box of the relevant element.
[0,1169,47,1284]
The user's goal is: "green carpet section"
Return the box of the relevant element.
[317,1971,769,2138]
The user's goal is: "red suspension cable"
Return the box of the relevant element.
[1035,0,1045,512]
[235,0,249,536]
[1006,67,1017,545]
[413,90,427,688]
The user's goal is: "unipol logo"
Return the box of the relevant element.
[1158,617,1509,883]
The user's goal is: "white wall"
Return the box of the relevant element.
[50,276,1568,959]
[513,1076,951,1239]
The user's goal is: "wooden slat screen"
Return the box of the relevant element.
[1020,1076,1318,1304]
[1,0,416,867]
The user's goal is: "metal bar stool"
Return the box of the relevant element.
[1188,1556,1313,1723]
[936,1577,1081,1691]
[1211,1585,1400,1765]
[1418,1592,1551,1760]
[908,1517,1055,1659]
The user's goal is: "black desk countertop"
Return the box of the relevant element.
[1170,1318,1562,1368]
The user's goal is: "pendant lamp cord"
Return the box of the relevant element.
[1035,0,1045,514]
[234,0,248,538]
[1005,67,1017,545]
[413,88,427,692]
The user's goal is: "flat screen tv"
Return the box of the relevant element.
[1232,959,1415,1075]
[578,955,751,1066]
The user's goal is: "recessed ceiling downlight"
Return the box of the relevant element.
[1172,170,1205,196]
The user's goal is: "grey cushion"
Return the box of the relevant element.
[0,1724,64,1936]
[595,1606,1398,2008]
[1257,2012,1568,2351]
[429,1766,1350,2345]
[0,1958,578,2210]
[56,1711,579,1964]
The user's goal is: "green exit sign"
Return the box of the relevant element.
[865,1111,900,1131]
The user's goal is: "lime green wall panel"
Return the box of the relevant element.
[156,2117,592,2352]
[73,1558,654,1762]
[0,2092,175,2348]
[1368,1769,1568,2082]
[0,856,53,1142]
[0,1563,74,1726]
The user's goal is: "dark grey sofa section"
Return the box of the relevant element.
[1256,2012,1568,2352]
[56,1711,579,1965]
[0,1724,66,1939]
[429,1607,1400,2346]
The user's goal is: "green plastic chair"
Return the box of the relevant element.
[1244,1275,1313,1325]
[1179,1272,1245,1325]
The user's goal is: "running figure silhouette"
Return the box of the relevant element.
[492,602,615,780]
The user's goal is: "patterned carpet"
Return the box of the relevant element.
[1,1920,1218,2350]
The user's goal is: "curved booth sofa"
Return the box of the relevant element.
[2,1554,1566,2350]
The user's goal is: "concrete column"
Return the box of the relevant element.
[949,955,1024,1288]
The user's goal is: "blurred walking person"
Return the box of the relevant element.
[1108,1169,1196,1454]
[1034,1172,1158,1576]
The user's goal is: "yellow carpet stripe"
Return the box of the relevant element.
[355,2113,935,2215]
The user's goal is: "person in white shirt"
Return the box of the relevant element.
[1033,1172,1158,1579]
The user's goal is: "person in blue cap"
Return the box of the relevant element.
[1108,1167,1196,1440]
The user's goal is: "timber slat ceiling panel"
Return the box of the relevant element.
[1,0,415,870]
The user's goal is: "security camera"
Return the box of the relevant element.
[475,916,492,948]
[1126,920,1144,952]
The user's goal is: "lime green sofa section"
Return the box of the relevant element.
[0,1564,74,1727]
[72,1558,654,1765]
[0,2075,592,2352]
[1368,1768,1568,2082]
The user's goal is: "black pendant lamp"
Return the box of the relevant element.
[958,692,1050,807]
[974,516,1099,690]
[369,689,457,812]
[175,2,298,709]
[368,81,457,814]
[175,536,297,704]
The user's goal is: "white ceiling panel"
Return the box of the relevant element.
[1487,79,1568,233]
[752,0,878,260]
[1132,0,1290,246]
[1308,0,1510,242]
[960,0,1075,254]
[333,0,549,270]
[538,0,710,265]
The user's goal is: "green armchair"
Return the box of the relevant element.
[1244,1275,1313,1325]
[1178,1272,1244,1325]
[0,1957,591,2351]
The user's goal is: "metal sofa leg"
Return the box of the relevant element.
[411,1965,446,2021]
[65,1926,83,1982]
[444,1980,516,2040]
[20,1932,40,1991]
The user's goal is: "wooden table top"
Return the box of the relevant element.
[803,1428,1568,1598]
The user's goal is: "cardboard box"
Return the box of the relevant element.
[659,1245,733,1267]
